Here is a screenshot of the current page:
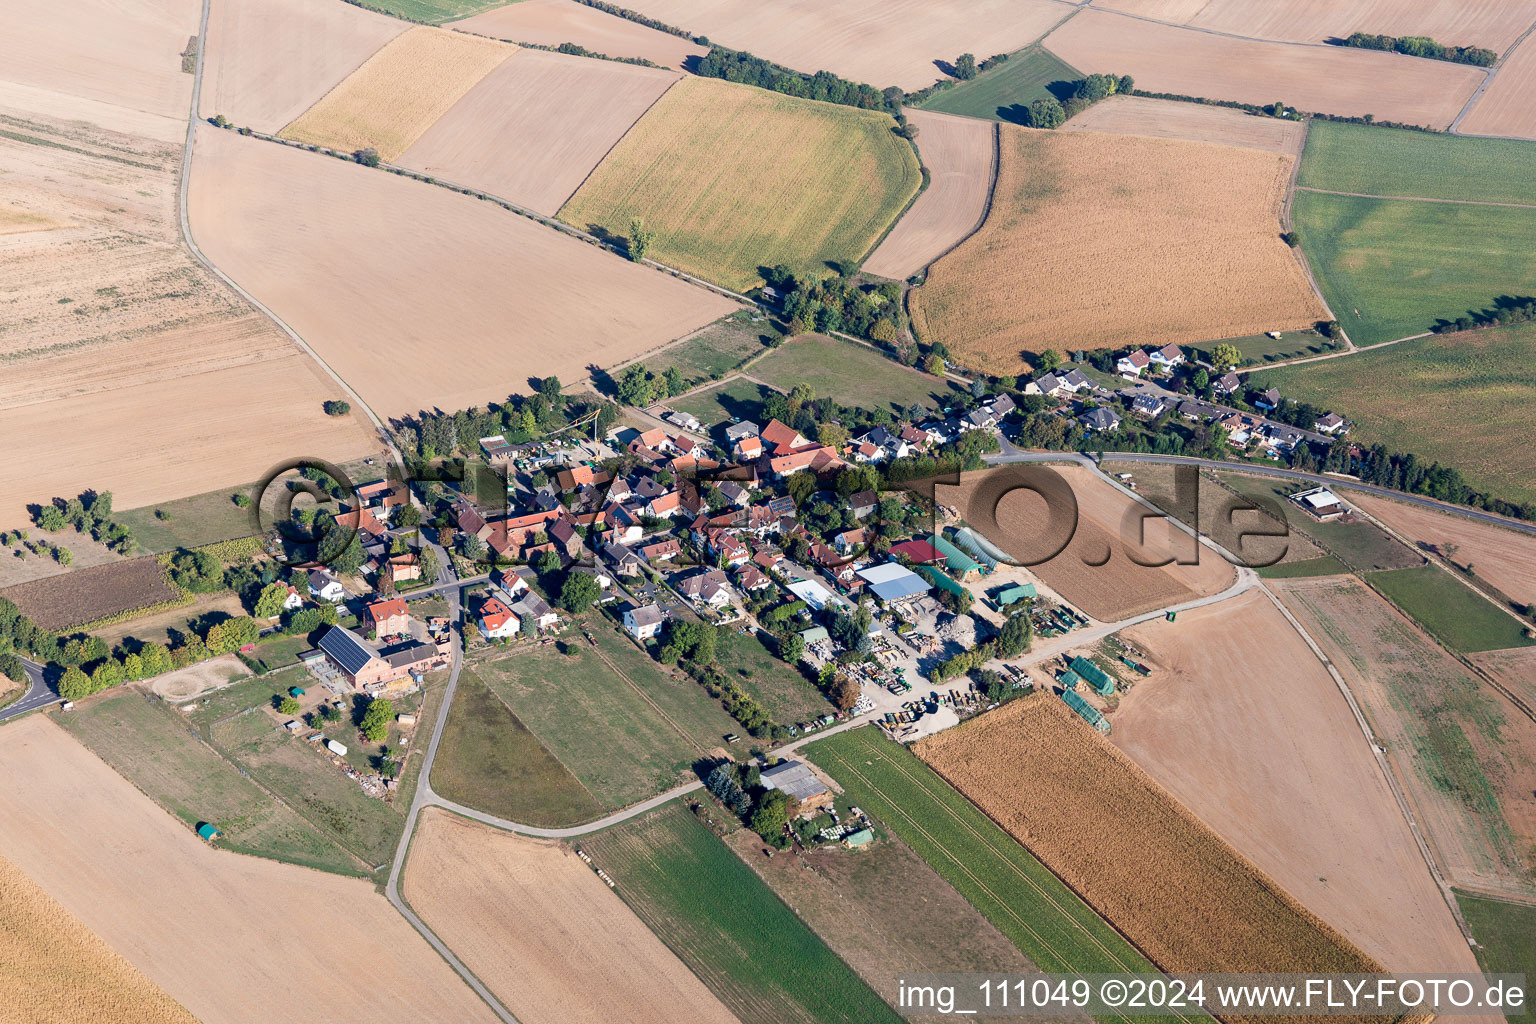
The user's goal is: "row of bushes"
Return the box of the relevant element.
[1127,89,1438,132]
[1341,32,1496,67]
[1430,295,1536,336]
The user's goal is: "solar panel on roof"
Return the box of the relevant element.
[318,626,376,676]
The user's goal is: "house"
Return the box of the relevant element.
[363,597,410,639]
[639,537,681,564]
[1213,371,1241,397]
[664,409,703,432]
[848,490,879,520]
[724,421,760,443]
[834,528,867,555]
[760,760,833,813]
[453,500,493,542]
[768,446,844,480]
[1130,394,1167,419]
[335,506,388,541]
[279,585,305,613]
[645,491,682,519]
[316,625,444,689]
[1289,486,1345,520]
[601,502,643,545]
[890,538,944,565]
[733,434,763,460]
[1177,400,1211,422]
[603,541,645,577]
[623,604,666,641]
[760,418,810,454]
[547,518,585,561]
[1116,350,1151,377]
[478,597,521,639]
[786,576,839,612]
[717,481,750,506]
[308,569,346,603]
[1315,412,1347,435]
[1148,344,1185,370]
[754,549,784,572]
[555,464,612,492]
[509,591,560,631]
[1032,368,1092,397]
[1078,407,1122,432]
[1255,387,1282,411]
[677,568,734,608]
[713,532,751,567]
[736,565,773,592]
[385,553,421,585]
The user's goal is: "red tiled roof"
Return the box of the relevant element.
[891,538,944,564]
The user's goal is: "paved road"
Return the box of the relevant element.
[0,659,54,722]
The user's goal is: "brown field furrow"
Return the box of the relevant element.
[188,125,737,418]
[199,0,407,135]
[1351,493,1536,607]
[1044,10,1485,129]
[0,716,501,1024]
[863,109,994,281]
[1458,36,1536,140]
[451,0,707,70]
[909,125,1323,370]
[1115,590,1482,975]
[917,695,1385,1020]
[1,557,178,631]
[1470,647,1536,712]
[1062,94,1305,156]
[608,0,1068,91]
[1093,0,1536,53]
[398,48,679,216]
[404,809,741,1024]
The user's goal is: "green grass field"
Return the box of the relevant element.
[431,669,604,826]
[332,0,504,24]
[715,629,831,725]
[117,487,259,554]
[1369,566,1535,653]
[1255,554,1350,578]
[59,691,363,875]
[750,334,958,414]
[1292,191,1536,346]
[1298,122,1536,205]
[560,77,921,291]
[184,674,295,733]
[238,633,312,674]
[804,727,1190,1024]
[1457,893,1536,1022]
[670,378,780,428]
[645,313,783,386]
[917,46,1082,124]
[1216,475,1425,572]
[581,802,901,1024]
[1248,324,1536,505]
[1190,330,1341,367]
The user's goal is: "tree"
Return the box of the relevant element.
[953,53,977,80]
[559,571,600,613]
[35,505,66,532]
[628,218,654,262]
[396,503,421,528]
[352,148,379,167]
[924,353,945,375]
[829,674,861,710]
[1211,343,1241,371]
[749,789,790,845]
[1192,368,1210,391]
[278,695,301,715]
[232,492,252,508]
[323,400,351,416]
[54,546,72,566]
[205,616,259,654]
[253,582,289,620]
[462,533,486,561]
[417,544,440,583]
[360,696,394,742]
[58,665,92,701]
[997,611,1033,659]
[777,630,805,664]
[1036,349,1063,372]
[1025,97,1066,129]
[139,642,173,677]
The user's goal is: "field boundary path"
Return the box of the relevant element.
[1294,186,1536,210]
[1451,15,1536,134]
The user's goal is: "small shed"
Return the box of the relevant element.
[1069,656,1115,696]
[996,583,1036,606]
[288,686,306,697]
[844,828,874,848]
[197,823,222,842]
[1061,690,1110,734]
[799,625,830,643]
[326,739,348,756]
[1058,669,1081,691]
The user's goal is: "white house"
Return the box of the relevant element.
[281,585,305,612]
[1116,350,1150,377]
[509,592,560,632]
[478,597,521,639]
[307,569,346,603]
[1148,344,1185,370]
[624,604,666,640]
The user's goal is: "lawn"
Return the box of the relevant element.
[715,629,831,726]
[643,312,783,388]
[1190,330,1341,367]
[1216,475,1425,572]
[917,45,1082,124]
[117,487,260,554]
[750,334,958,415]
[59,690,363,875]
[1248,324,1536,505]
[580,802,900,1024]
[670,378,779,429]
[1457,892,1536,1023]
[1369,566,1535,653]
[1292,190,1536,346]
[238,632,313,674]
[1297,122,1536,205]
[1255,554,1350,579]
[431,669,604,826]
[560,77,922,291]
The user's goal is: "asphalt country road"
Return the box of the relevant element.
[0,659,54,722]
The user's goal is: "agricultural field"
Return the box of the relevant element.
[404,808,740,1024]
[1297,121,1536,204]
[1458,892,1536,1017]
[612,0,1069,91]
[559,77,921,291]
[344,0,506,22]
[1043,11,1485,128]
[714,630,831,725]
[470,623,747,809]
[1471,648,1536,713]
[1351,493,1536,608]
[0,528,124,590]
[916,46,1082,124]
[1459,37,1536,141]
[909,126,1322,369]
[863,110,995,281]
[1,557,180,631]
[1249,326,1536,505]
[188,125,736,418]
[580,802,900,1024]
[0,854,198,1024]
[57,689,363,875]
[1214,474,1425,572]
[0,716,502,1024]
[917,695,1385,981]
[750,335,958,415]
[1114,590,1482,971]
[397,49,680,216]
[1290,191,1536,346]
[451,0,708,69]
[1189,329,1341,366]
[431,669,604,826]
[1368,566,1536,653]
[1256,555,1351,578]
[115,487,261,554]
[638,313,782,386]
[1275,576,1536,898]
[199,0,407,134]
[281,28,514,161]
[1062,94,1305,156]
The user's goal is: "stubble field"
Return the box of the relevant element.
[188,125,736,417]
[1063,94,1306,156]
[398,48,680,215]
[1458,37,1536,141]
[1351,493,1536,608]
[863,110,995,281]
[559,76,922,290]
[1471,647,1536,711]
[451,0,707,69]
[909,126,1323,369]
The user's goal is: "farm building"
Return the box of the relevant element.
[951,526,1003,569]
[1060,689,1110,734]
[916,565,965,599]
[856,562,931,605]
[316,625,446,689]
[996,583,1036,606]
[1069,655,1115,696]
[930,534,983,580]
[890,538,944,565]
[1288,486,1346,521]
[760,760,833,813]
[1058,669,1082,691]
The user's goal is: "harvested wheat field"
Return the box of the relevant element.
[399,48,679,215]
[199,0,407,134]
[917,695,1384,1000]
[561,76,921,290]
[1459,36,1536,141]
[189,126,736,417]
[0,716,499,1024]
[1352,494,1536,607]
[1063,94,1305,156]
[1044,10,1484,129]
[452,0,706,69]
[281,27,514,161]
[404,809,741,1024]
[910,126,1322,370]
[1114,590,1480,974]
[926,465,1234,621]
[612,0,1067,90]
[1275,576,1536,900]
[1093,0,1536,53]
[863,110,995,281]
[0,854,198,1024]
[1471,647,1536,711]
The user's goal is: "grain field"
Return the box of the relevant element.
[1063,94,1305,156]
[451,0,706,70]
[1458,35,1536,141]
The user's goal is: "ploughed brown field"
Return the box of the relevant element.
[451,0,707,70]
[1062,94,1305,156]
[1044,9,1484,129]
[1351,493,1536,607]
[917,694,1387,1023]
[188,125,738,418]
[1458,38,1536,140]
[403,809,741,1024]
[1470,647,1536,711]
[909,125,1323,370]
[863,109,995,281]
[0,558,179,631]
[1115,590,1486,977]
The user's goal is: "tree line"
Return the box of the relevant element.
[694,47,894,110]
[1431,295,1536,336]
[1341,32,1496,67]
